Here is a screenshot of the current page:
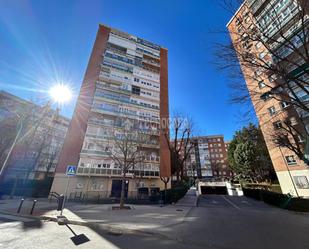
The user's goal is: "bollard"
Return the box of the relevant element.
[30,200,37,215]
[17,198,24,213]
[57,195,64,212]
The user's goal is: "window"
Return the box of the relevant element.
[258,81,266,88]
[132,85,140,95]
[289,117,297,126]
[268,106,276,116]
[259,52,267,59]
[269,74,277,83]
[280,101,290,109]
[255,70,262,78]
[298,135,305,143]
[260,92,272,101]
[294,176,309,189]
[285,155,297,165]
[273,121,283,129]
[87,143,95,149]
[255,42,262,49]
[295,88,309,102]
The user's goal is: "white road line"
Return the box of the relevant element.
[221,196,241,210]
[241,200,251,205]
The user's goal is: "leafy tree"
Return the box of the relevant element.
[228,123,275,182]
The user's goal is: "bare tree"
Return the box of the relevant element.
[0,109,19,171]
[162,112,195,184]
[34,111,63,180]
[215,0,309,164]
[106,118,148,209]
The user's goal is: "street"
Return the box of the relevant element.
[2,195,309,249]
[99,195,309,249]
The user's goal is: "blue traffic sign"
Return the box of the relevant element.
[66,165,76,176]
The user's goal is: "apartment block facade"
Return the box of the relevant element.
[51,25,170,199]
[185,135,234,180]
[0,90,69,181]
[227,0,309,196]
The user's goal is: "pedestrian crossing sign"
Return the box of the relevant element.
[66,165,76,176]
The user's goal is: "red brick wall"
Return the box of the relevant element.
[55,25,111,173]
[159,48,171,177]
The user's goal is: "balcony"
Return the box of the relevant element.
[76,166,160,177]
[249,0,270,15]
[80,149,109,156]
[94,92,160,111]
[96,81,131,95]
[87,119,160,136]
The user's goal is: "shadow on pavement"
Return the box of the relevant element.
[65,224,90,246]
[22,219,43,230]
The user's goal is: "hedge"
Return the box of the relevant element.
[243,188,309,212]
[161,182,189,204]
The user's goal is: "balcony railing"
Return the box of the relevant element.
[80,149,109,156]
[76,166,160,177]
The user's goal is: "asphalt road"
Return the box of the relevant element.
[1,195,309,249]
[101,195,309,249]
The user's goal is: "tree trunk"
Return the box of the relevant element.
[176,169,180,184]
[180,164,184,181]
[120,172,126,209]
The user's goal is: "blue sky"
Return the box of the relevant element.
[0,0,255,140]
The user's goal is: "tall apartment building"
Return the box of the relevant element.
[0,90,69,181]
[185,135,234,180]
[227,0,309,196]
[51,25,170,198]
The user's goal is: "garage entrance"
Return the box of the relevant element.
[200,186,227,195]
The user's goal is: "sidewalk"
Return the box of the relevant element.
[0,189,198,236]
[175,187,198,207]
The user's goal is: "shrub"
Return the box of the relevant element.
[161,182,189,204]
[243,188,309,212]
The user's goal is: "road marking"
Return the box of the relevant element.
[241,200,251,205]
[211,200,218,204]
[221,196,241,210]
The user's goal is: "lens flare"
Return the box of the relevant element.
[49,83,72,104]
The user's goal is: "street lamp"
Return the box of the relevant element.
[0,83,72,179]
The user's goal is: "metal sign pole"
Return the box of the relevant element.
[61,174,70,216]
